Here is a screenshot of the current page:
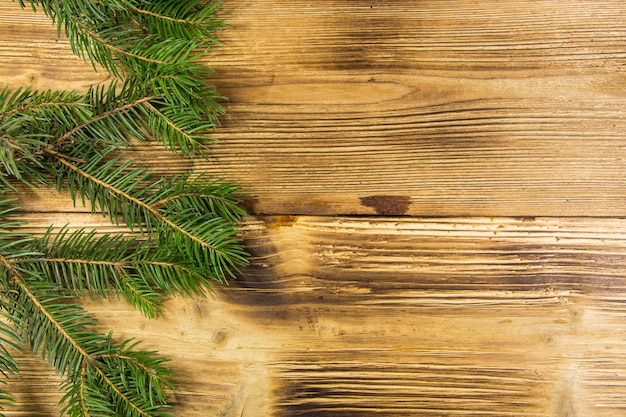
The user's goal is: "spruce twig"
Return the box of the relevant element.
[0,1,244,415]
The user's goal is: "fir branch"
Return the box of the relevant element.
[17,0,226,78]
[57,77,221,156]
[0,197,34,413]
[1,76,224,163]
[56,85,157,149]
[0,86,91,186]
[0,86,88,123]
[143,101,215,155]
[152,173,247,223]
[19,227,223,318]
[124,1,226,45]
[3,1,245,414]
[1,267,173,417]
[0,312,20,415]
[53,150,248,282]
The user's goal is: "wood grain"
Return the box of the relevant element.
[202,0,626,216]
[2,0,626,416]
[4,216,626,416]
[2,1,626,215]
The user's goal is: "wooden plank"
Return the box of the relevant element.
[2,1,626,216]
[203,1,626,216]
[4,215,626,416]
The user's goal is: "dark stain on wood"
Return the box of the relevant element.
[239,196,260,214]
[263,215,299,230]
[271,350,550,417]
[360,195,411,216]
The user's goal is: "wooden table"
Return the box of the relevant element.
[2,1,626,415]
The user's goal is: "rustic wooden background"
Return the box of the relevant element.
[2,0,626,415]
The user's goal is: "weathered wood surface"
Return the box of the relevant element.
[8,215,626,416]
[3,0,626,416]
[3,0,626,216]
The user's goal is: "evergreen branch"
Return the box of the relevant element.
[71,19,165,67]
[4,1,244,414]
[17,0,213,78]
[141,67,224,116]
[54,151,248,282]
[0,196,173,415]
[54,150,161,230]
[156,209,246,283]
[0,315,21,369]
[0,131,48,188]
[0,86,92,186]
[151,173,247,222]
[117,276,164,319]
[62,11,165,76]
[0,196,37,254]
[3,271,172,416]
[139,71,225,156]
[131,6,200,25]
[0,310,21,415]
[125,1,226,45]
[3,78,223,165]
[66,16,206,79]
[0,198,33,415]
[20,227,219,317]
[56,92,157,148]
[77,364,90,416]
[11,273,91,371]
[25,227,140,294]
[143,101,212,155]
[43,148,86,164]
[0,86,88,123]
[59,78,219,156]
